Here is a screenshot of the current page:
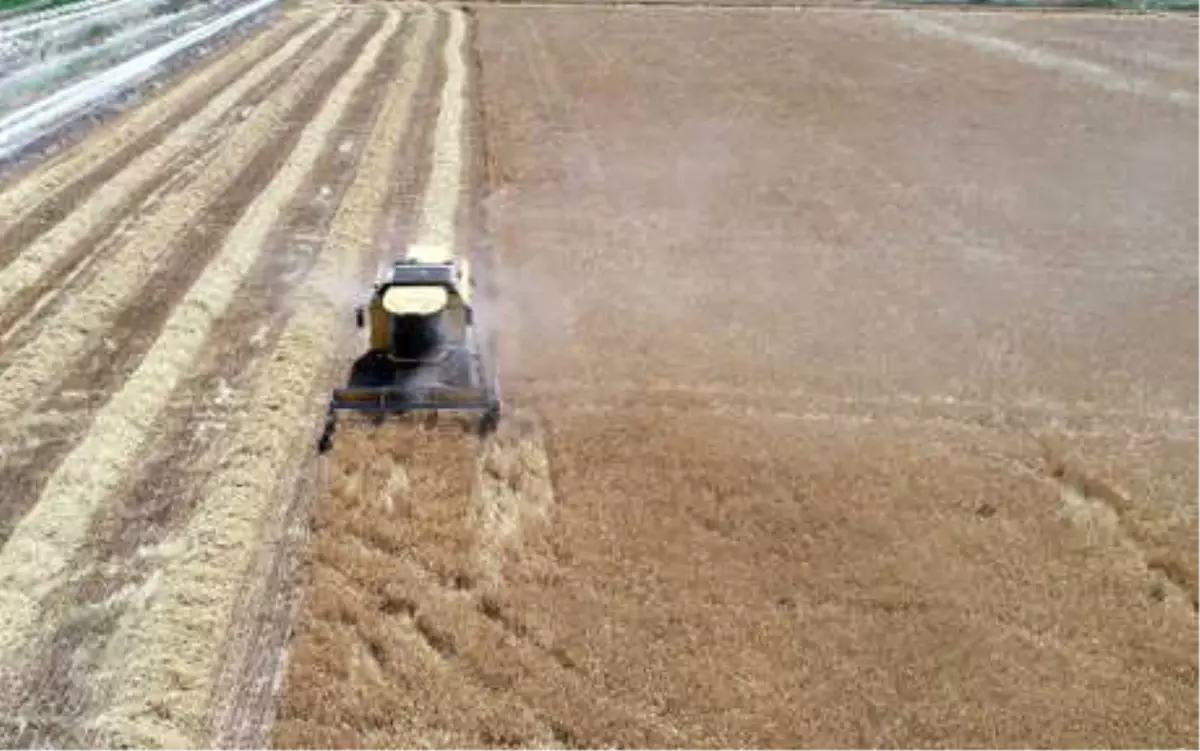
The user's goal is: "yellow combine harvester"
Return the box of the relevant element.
[319,257,501,451]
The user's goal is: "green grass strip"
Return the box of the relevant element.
[0,0,88,14]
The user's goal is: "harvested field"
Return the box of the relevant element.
[0,0,1194,748]
[0,1,435,745]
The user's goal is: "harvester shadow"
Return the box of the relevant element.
[347,349,407,390]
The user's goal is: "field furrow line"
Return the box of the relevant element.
[409,5,468,262]
[0,9,396,683]
[0,17,371,427]
[306,539,688,747]
[0,15,339,350]
[0,10,312,253]
[80,9,435,747]
[0,19,393,691]
[92,8,420,563]
[508,377,1200,429]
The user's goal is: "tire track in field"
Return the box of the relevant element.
[0,15,371,431]
[0,16,419,742]
[0,8,396,702]
[79,9,428,747]
[0,16,375,550]
[0,15,338,354]
[891,12,1198,108]
[0,13,316,269]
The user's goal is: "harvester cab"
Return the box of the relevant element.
[319,258,501,451]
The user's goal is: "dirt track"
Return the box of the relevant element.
[0,1,1195,748]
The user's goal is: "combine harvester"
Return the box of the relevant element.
[319,244,501,451]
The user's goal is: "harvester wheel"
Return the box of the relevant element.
[318,408,336,454]
[479,404,501,437]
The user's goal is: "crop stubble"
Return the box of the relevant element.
[0,15,335,349]
[0,13,379,666]
[0,18,340,355]
[2,11,419,750]
[0,4,422,743]
[79,9,405,746]
[0,16,365,439]
[78,6,441,748]
[0,12,340,557]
